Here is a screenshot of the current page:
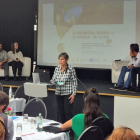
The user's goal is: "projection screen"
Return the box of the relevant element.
[37,0,140,69]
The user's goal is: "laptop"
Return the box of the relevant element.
[32,73,40,84]
[34,68,50,83]
[43,126,69,133]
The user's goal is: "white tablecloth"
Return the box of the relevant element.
[8,98,26,113]
[12,116,70,140]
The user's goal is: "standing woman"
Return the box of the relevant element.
[9,42,23,81]
[50,52,78,123]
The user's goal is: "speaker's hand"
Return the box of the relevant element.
[68,94,75,104]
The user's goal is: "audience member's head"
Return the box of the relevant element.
[107,126,140,140]
[0,91,9,113]
[0,117,5,140]
[83,87,101,128]
[84,87,98,100]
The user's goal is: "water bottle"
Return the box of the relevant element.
[9,87,12,99]
[37,113,43,132]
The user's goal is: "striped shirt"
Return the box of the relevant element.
[50,64,78,95]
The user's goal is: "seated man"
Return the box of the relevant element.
[0,43,9,81]
[0,91,14,140]
[111,44,140,91]
[127,67,140,93]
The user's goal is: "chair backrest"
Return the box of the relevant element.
[22,98,47,118]
[15,85,29,103]
[92,116,114,139]
[0,83,3,91]
[78,126,104,140]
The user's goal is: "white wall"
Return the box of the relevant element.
[114,96,140,135]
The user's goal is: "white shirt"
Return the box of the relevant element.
[8,51,23,62]
[128,52,140,67]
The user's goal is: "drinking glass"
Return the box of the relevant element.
[30,118,36,129]
[23,114,28,123]
[16,123,22,135]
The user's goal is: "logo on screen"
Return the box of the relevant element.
[57,43,65,53]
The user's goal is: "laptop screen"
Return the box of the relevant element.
[32,73,40,84]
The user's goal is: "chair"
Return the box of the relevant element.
[0,53,31,79]
[15,85,29,103]
[78,126,104,140]
[22,98,47,118]
[92,116,114,139]
[0,83,3,91]
[111,60,139,85]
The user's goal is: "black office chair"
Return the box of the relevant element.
[0,83,3,91]
[92,116,114,139]
[15,85,29,103]
[22,98,47,118]
[78,126,104,140]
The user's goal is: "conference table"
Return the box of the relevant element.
[12,116,70,140]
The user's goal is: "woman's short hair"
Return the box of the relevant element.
[107,126,140,140]
[58,52,69,60]
[0,117,5,139]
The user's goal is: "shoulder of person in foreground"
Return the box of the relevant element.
[7,116,14,140]
[0,116,5,140]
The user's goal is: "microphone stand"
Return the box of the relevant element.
[77,77,88,91]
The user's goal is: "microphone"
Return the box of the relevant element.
[76,77,88,101]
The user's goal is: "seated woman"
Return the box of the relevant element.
[107,126,140,140]
[61,87,106,140]
[9,42,23,81]
[0,117,5,140]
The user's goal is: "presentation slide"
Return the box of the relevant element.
[37,0,140,69]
